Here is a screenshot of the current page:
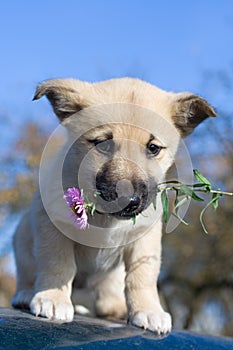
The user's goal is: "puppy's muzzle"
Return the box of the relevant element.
[96,175,149,217]
[97,191,147,217]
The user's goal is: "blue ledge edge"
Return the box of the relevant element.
[0,308,232,350]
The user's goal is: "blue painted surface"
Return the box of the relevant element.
[63,333,233,350]
[0,308,232,350]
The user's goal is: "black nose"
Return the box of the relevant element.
[123,195,141,213]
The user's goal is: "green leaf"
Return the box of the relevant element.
[199,194,222,234]
[179,184,193,197]
[179,184,204,201]
[200,207,209,234]
[94,191,101,197]
[131,215,136,225]
[211,192,222,210]
[171,212,189,226]
[161,190,169,223]
[174,195,190,210]
[172,195,189,226]
[192,183,208,188]
[174,188,179,207]
[153,196,157,210]
[90,203,96,216]
[158,180,181,186]
[193,169,211,188]
[190,191,204,202]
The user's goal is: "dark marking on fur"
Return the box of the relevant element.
[147,133,155,144]
[172,95,216,137]
[33,81,88,120]
[130,91,136,104]
[84,126,114,142]
[87,132,113,144]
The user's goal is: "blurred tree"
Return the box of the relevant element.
[160,67,233,337]
[0,122,63,306]
[0,123,45,210]
[0,123,63,211]
[0,256,16,307]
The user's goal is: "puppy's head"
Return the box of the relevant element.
[83,123,166,217]
[34,78,216,218]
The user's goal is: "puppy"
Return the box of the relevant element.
[12,78,216,334]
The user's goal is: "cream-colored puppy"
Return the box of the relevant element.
[12,78,216,334]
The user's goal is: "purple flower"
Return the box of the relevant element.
[63,187,88,229]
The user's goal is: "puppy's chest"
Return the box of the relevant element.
[74,245,124,275]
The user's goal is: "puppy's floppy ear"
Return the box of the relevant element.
[171,93,216,137]
[33,79,90,121]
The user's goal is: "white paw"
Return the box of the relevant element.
[130,310,172,334]
[30,290,74,322]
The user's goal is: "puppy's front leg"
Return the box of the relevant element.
[124,222,171,334]
[30,220,76,322]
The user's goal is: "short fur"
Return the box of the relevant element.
[12,78,216,334]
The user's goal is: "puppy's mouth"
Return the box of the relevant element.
[95,187,156,220]
[110,194,147,219]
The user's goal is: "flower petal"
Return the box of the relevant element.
[64,187,88,229]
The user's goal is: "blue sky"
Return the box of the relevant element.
[0,0,233,122]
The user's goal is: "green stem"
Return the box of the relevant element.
[158,184,233,196]
[210,189,233,196]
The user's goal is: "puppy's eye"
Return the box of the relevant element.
[95,139,114,154]
[147,143,162,157]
